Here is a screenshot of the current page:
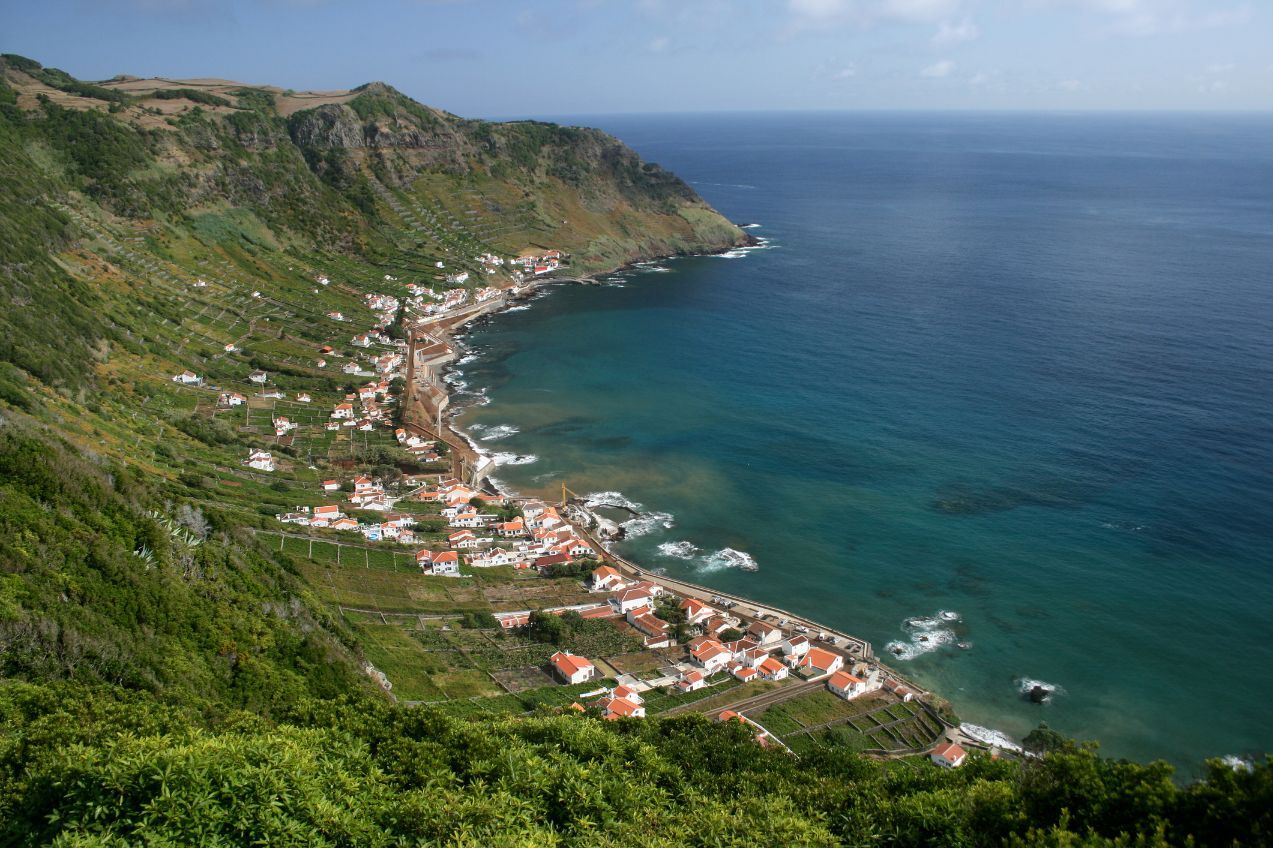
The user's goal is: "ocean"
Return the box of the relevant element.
[452,112,1273,770]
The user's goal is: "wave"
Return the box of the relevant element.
[504,304,532,312]
[478,424,520,441]
[711,238,774,259]
[492,452,538,466]
[621,511,675,537]
[456,354,479,365]
[741,223,762,229]
[1016,678,1065,701]
[960,723,1022,752]
[584,491,643,511]
[888,609,964,659]
[700,547,759,572]
[885,628,956,661]
[486,475,517,497]
[657,540,700,559]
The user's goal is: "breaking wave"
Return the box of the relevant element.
[478,424,520,441]
[886,610,961,660]
[960,723,1022,752]
[621,511,675,537]
[584,491,643,511]
[1016,678,1065,701]
[657,540,700,559]
[700,548,759,572]
[492,452,538,466]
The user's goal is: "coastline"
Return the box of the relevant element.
[402,243,995,755]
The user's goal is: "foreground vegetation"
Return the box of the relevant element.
[0,55,1270,845]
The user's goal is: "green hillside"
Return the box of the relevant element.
[0,55,1270,845]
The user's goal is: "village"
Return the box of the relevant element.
[162,242,973,769]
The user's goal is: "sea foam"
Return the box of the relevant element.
[657,541,700,559]
[886,609,961,660]
[620,511,675,537]
[700,548,759,572]
[584,491,644,511]
[478,424,520,441]
[492,452,538,466]
[960,723,1022,752]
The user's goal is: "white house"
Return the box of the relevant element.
[680,598,715,626]
[827,670,869,700]
[610,587,655,615]
[590,565,625,592]
[689,639,733,675]
[930,742,967,769]
[781,635,811,659]
[549,651,595,685]
[676,670,707,693]
[245,450,274,472]
[599,696,645,719]
[797,647,845,678]
[427,551,460,576]
[759,657,789,681]
[746,620,783,646]
[172,371,201,385]
[331,403,355,420]
[248,370,268,384]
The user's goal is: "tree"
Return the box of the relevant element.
[1023,722,1072,755]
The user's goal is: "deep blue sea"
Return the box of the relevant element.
[455,113,1273,770]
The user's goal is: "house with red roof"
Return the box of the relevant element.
[427,551,460,576]
[827,670,868,700]
[548,651,596,685]
[689,639,733,675]
[930,741,967,769]
[676,669,707,693]
[599,695,645,720]
[797,647,845,678]
[590,565,625,592]
[781,635,811,658]
[759,657,789,681]
[746,620,783,646]
[680,597,715,626]
[610,586,655,615]
[611,685,643,704]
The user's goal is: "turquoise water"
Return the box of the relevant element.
[454,113,1273,770]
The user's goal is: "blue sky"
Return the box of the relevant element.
[3,0,1270,116]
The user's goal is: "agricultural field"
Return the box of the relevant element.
[757,691,946,755]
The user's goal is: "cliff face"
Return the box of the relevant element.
[1,58,746,277]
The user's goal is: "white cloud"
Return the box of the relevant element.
[1049,0,1255,37]
[832,64,858,79]
[921,59,956,78]
[647,35,671,53]
[1058,78,1084,91]
[932,17,979,45]
[788,0,960,27]
[969,71,990,85]
[1204,62,1235,75]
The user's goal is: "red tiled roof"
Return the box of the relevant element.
[549,651,593,678]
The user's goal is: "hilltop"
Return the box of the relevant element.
[0,54,1270,846]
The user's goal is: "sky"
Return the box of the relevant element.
[2,0,1270,116]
